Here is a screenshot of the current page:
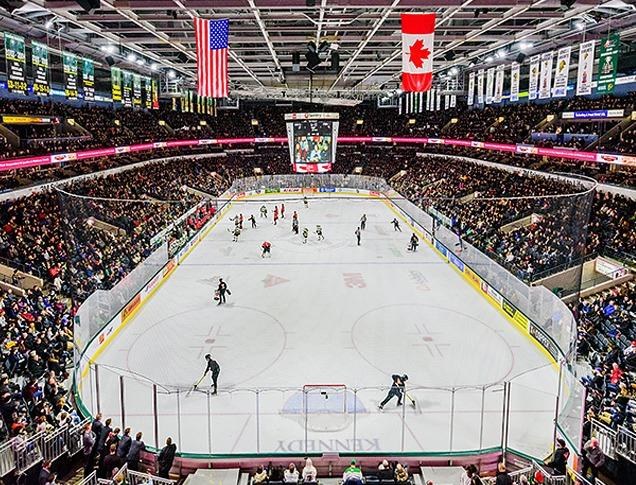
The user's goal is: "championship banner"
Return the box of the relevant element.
[477,69,484,104]
[450,94,456,108]
[82,59,95,101]
[552,46,570,98]
[436,89,441,111]
[63,52,78,100]
[467,71,475,106]
[122,70,133,108]
[31,41,50,96]
[133,74,142,107]
[538,51,553,99]
[444,94,450,110]
[152,78,159,109]
[111,67,122,103]
[494,64,505,103]
[597,33,620,93]
[144,77,152,109]
[528,55,540,100]
[485,67,495,104]
[576,41,595,96]
[4,33,26,94]
[510,62,520,102]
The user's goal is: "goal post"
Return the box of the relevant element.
[302,384,348,414]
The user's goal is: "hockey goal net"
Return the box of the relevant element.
[302,384,348,414]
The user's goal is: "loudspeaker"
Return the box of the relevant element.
[305,51,321,71]
[330,51,340,71]
[292,52,300,72]
[516,53,527,63]
[177,52,188,63]
[75,0,100,13]
[105,56,115,66]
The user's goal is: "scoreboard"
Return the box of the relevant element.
[285,112,339,173]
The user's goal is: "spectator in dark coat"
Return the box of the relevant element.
[544,438,569,475]
[126,431,146,471]
[157,437,177,478]
[38,460,52,485]
[101,444,123,479]
[495,462,512,485]
[82,422,96,477]
[582,437,605,481]
[116,427,132,458]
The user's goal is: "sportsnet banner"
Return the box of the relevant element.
[597,33,620,93]
[31,41,50,97]
[576,41,595,96]
[552,46,570,98]
[510,62,520,102]
[485,67,494,104]
[529,55,540,100]
[4,32,26,94]
[63,52,78,100]
[538,51,553,99]
[401,13,436,92]
[467,71,475,106]
[494,64,505,103]
[477,69,484,104]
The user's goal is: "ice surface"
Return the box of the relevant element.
[84,194,557,457]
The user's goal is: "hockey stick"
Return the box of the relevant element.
[406,392,416,408]
[186,373,206,397]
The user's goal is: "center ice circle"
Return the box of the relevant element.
[126,305,286,388]
[351,303,514,388]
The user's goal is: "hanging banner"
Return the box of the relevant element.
[552,46,570,98]
[510,62,520,102]
[450,94,456,108]
[494,64,505,103]
[4,32,26,94]
[436,90,441,111]
[133,74,142,107]
[143,77,152,109]
[444,94,450,110]
[538,51,553,99]
[82,58,95,101]
[485,67,495,104]
[63,52,78,100]
[111,67,122,103]
[477,69,484,104]
[122,70,133,108]
[467,71,475,106]
[528,55,540,100]
[152,78,159,109]
[576,41,595,96]
[597,33,620,93]
[31,41,50,97]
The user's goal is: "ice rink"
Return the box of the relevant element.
[82,193,558,458]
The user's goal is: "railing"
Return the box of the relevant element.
[484,461,607,485]
[96,463,175,485]
[590,420,617,460]
[616,425,636,464]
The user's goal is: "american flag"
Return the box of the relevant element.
[194,17,229,98]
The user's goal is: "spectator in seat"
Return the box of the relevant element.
[495,462,512,485]
[284,463,299,483]
[544,438,569,475]
[268,463,284,482]
[302,458,317,483]
[395,464,409,483]
[582,437,605,481]
[253,466,268,484]
[343,460,364,485]
[377,460,392,481]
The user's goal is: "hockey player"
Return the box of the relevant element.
[273,207,279,225]
[408,233,419,252]
[260,205,267,218]
[316,225,324,241]
[302,227,309,244]
[216,278,230,305]
[360,214,367,231]
[292,211,298,223]
[203,354,220,394]
[355,227,361,246]
[281,203,285,218]
[292,218,299,235]
[303,196,308,208]
[378,374,408,409]
[232,226,241,242]
[261,241,272,258]
[249,215,256,228]
[391,218,402,232]
[239,214,244,229]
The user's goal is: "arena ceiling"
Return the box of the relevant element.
[2,0,636,100]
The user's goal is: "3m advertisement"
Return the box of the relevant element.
[63,52,78,100]
[4,32,26,94]
[31,41,50,96]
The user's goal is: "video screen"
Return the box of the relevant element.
[293,120,333,164]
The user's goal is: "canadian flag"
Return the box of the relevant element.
[402,13,436,92]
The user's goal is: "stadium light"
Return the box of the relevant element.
[574,20,585,30]
[485,56,494,63]
[44,19,54,30]
[136,59,145,66]
[496,49,507,59]
[127,52,137,62]
[449,67,459,76]
[519,41,533,52]
[150,62,160,71]
[168,69,176,79]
